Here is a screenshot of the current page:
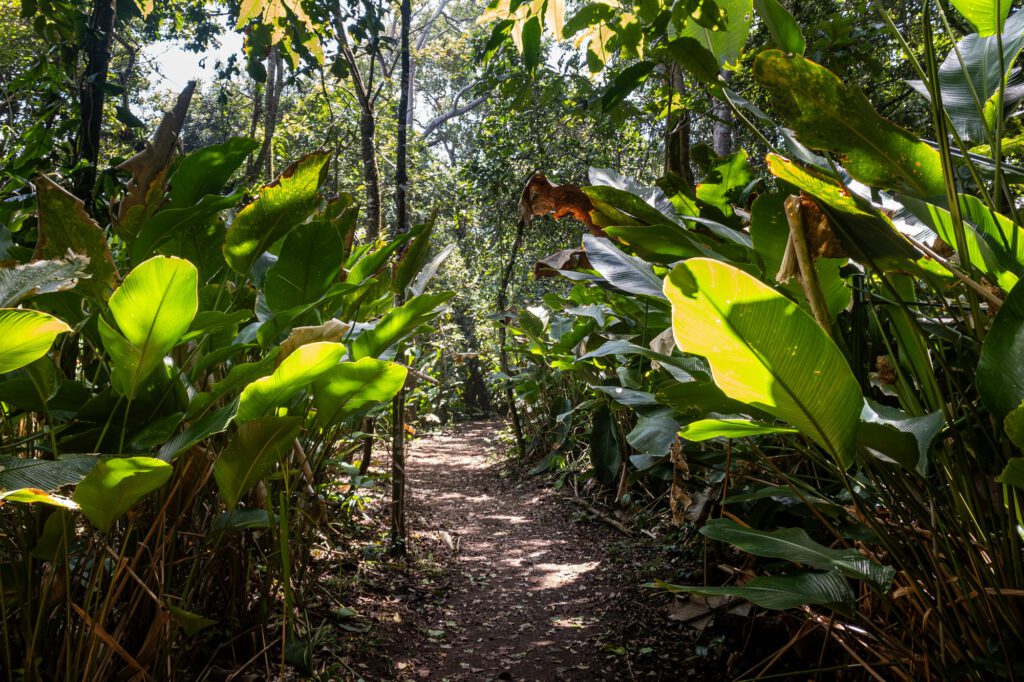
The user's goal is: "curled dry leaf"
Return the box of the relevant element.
[518,172,604,235]
[534,248,591,278]
[278,319,351,362]
[115,82,197,239]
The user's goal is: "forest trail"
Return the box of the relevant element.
[372,420,688,681]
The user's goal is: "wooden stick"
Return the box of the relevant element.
[569,497,633,536]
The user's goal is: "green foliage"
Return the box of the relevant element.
[73,457,173,531]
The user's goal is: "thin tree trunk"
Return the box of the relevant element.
[251,47,283,182]
[74,0,116,204]
[712,70,733,158]
[389,0,413,556]
[497,221,526,458]
[336,13,383,239]
[665,65,695,187]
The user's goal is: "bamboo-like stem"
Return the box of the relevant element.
[784,196,834,338]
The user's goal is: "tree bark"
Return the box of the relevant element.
[665,65,695,187]
[497,221,526,458]
[74,0,117,204]
[336,14,383,240]
[389,0,413,557]
[712,70,733,158]
[251,47,283,182]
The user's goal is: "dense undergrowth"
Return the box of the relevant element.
[486,0,1024,679]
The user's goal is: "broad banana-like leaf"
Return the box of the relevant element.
[351,292,455,360]
[1005,403,1024,449]
[858,399,944,474]
[998,457,1024,488]
[34,174,118,299]
[765,155,927,274]
[0,309,72,375]
[98,256,198,398]
[664,258,862,467]
[589,405,621,486]
[651,570,854,611]
[583,234,665,298]
[168,137,258,207]
[949,0,1012,37]
[679,418,797,441]
[625,409,680,455]
[0,254,89,306]
[213,415,300,510]
[978,276,1024,420]
[236,341,345,423]
[0,455,97,490]
[696,149,753,217]
[753,0,804,54]
[908,11,1024,142]
[133,192,242,265]
[899,195,1022,291]
[265,220,350,312]
[0,488,78,509]
[73,457,173,531]
[701,518,895,590]
[679,0,753,68]
[222,151,329,274]
[754,52,945,197]
[313,357,408,427]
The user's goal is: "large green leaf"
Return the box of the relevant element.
[754,52,945,197]
[582,234,665,298]
[858,399,944,473]
[978,276,1024,420]
[753,0,804,54]
[589,404,621,486]
[899,195,1022,291]
[73,457,173,531]
[696,149,753,217]
[214,415,301,510]
[664,258,862,467]
[765,155,926,273]
[236,341,345,422]
[679,418,797,441]
[909,11,1024,142]
[98,256,199,398]
[701,518,895,590]
[34,174,118,300]
[167,137,258,207]
[222,151,330,274]
[133,192,243,265]
[949,0,1012,37]
[652,570,854,610]
[313,357,408,427]
[351,292,455,360]
[265,220,349,312]
[0,455,97,491]
[344,230,415,285]
[0,255,89,307]
[625,409,680,455]
[0,309,72,375]
[679,0,752,68]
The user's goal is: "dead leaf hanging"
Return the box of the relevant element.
[518,172,605,236]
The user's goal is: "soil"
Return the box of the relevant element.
[321,420,760,681]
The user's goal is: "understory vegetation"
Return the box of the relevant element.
[1,0,1023,678]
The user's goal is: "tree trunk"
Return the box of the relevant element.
[336,10,383,240]
[665,65,695,187]
[497,221,526,458]
[389,0,413,557]
[251,47,283,182]
[712,70,733,158]
[74,0,116,205]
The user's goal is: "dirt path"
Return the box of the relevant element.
[350,420,700,682]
